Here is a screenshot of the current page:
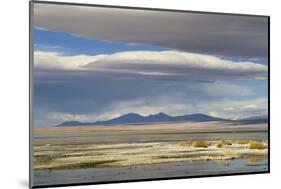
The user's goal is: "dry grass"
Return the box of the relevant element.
[216,142,223,148]
[179,140,193,147]
[33,140,268,170]
[215,140,231,148]
[221,140,232,145]
[192,140,208,148]
[248,141,267,149]
[235,140,250,144]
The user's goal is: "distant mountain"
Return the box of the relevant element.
[241,115,268,120]
[59,121,84,126]
[95,113,145,125]
[171,113,226,122]
[57,112,228,126]
[232,115,268,125]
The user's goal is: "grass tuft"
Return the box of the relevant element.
[192,140,208,148]
[235,140,249,144]
[248,141,267,149]
[179,140,193,147]
[216,142,223,148]
[221,140,232,145]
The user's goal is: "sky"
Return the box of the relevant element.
[32,3,268,126]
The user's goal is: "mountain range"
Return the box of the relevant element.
[57,112,268,126]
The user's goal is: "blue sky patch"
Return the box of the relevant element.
[34,28,168,56]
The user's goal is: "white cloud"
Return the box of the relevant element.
[86,51,267,74]
[48,112,86,122]
[34,50,267,81]
[209,98,268,120]
[46,97,267,123]
[34,51,106,70]
[203,83,253,96]
[34,26,49,31]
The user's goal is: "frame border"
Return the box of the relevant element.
[29,1,270,188]
[29,1,34,188]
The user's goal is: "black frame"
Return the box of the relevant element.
[29,1,270,188]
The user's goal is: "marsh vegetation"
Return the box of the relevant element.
[34,139,267,170]
[33,121,268,171]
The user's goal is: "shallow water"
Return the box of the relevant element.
[34,158,268,187]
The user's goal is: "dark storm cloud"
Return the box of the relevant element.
[34,70,205,115]
[33,3,268,58]
[34,68,256,121]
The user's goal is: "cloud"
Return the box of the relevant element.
[34,50,268,81]
[33,3,268,58]
[109,97,268,120]
[203,83,253,96]
[210,98,268,120]
[34,51,106,70]
[41,96,268,125]
[34,26,49,31]
[85,51,268,80]
[33,50,268,125]
[32,2,269,126]
[34,63,265,125]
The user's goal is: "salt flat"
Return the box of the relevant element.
[33,121,268,144]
